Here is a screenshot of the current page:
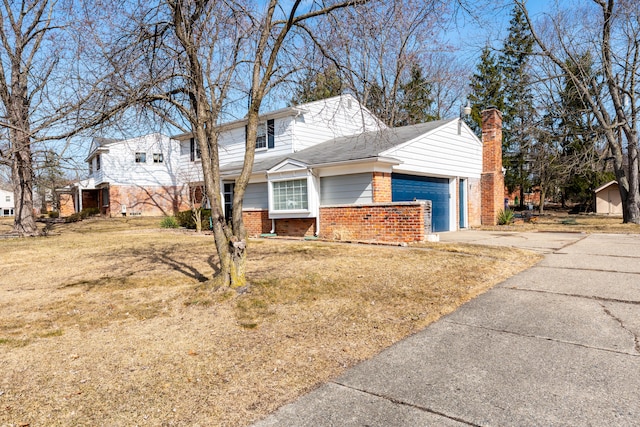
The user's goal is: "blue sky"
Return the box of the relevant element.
[447,0,570,67]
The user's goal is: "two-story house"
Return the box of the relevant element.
[62,95,501,242]
[64,133,188,217]
[0,187,14,217]
[174,94,490,240]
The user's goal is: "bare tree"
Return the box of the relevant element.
[129,0,367,289]
[0,0,132,236]
[518,0,640,223]
[314,0,455,127]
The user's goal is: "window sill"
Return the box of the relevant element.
[269,209,314,219]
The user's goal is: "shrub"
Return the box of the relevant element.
[176,209,211,230]
[48,211,60,218]
[497,209,515,225]
[83,207,100,217]
[65,212,82,223]
[160,216,179,229]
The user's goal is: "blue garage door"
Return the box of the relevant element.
[392,173,450,232]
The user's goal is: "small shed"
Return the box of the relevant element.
[594,181,622,215]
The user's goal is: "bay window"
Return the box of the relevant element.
[272,179,308,211]
[267,162,318,219]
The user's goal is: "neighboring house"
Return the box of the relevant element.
[594,181,623,215]
[62,133,189,217]
[62,94,504,242]
[0,187,14,217]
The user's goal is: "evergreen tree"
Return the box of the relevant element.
[290,65,343,105]
[468,45,504,137]
[499,5,536,208]
[553,52,609,207]
[397,64,436,126]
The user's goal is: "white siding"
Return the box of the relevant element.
[0,188,14,215]
[218,117,295,166]
[92,134,182,187]
[174,95,382,182]
[243,183,268,209]
[320,173,373,205]
[382,121,482,179]
[293,95,383,152]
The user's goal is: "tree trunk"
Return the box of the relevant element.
[9,107,38,235]
[624,140,640,223]
[11,153,38,236]
[192,207,202,233]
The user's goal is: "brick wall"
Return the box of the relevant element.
[241,202,431,243]
[467,177,482,227]
[275,218,316,237]
[372,172,392,202]
[242,212,315,238]
[243,210,271,235]
[481,108,504,225]
[320,201,430,242]
[109,185,190,217]
[59,193,75,217]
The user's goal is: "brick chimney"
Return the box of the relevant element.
[481,107,504,225]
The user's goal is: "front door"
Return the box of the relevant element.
[223,182,235,221]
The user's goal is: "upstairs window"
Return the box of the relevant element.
[96,154,101,171]
[135,152,146,163]
[5,196,10,202]
[247,119,275,151]
[255,122,267,150]
[153,153,163,163]
[190,138,201,162]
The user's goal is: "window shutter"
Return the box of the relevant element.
[267,119,275,149]
[245,125,248,145]
[190,138,195,162]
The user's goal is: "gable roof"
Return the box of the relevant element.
[289,119,455,166]
[220,119,456,176]
[172,94,384,140]
[594,180,618,193]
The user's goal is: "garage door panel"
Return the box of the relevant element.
[392,173,450,232]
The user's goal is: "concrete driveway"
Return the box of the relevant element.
[253,231,640,426]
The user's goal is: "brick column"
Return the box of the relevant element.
[372,172,392,203]
[481,108,504,225]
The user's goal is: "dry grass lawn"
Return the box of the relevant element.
[487,210,640,233]
[0,217,541,426]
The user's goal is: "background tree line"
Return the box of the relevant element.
[467,1,636,220]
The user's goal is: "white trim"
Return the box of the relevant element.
[448,178,456,232]
[267,170,319,219]
[594,180,618,193]
[459,178,468,229]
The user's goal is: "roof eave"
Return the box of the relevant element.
[172,107,307,140]
[594,180,618,193]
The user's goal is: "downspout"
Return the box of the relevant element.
[270,219,275,234]
[314,169,320,236]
